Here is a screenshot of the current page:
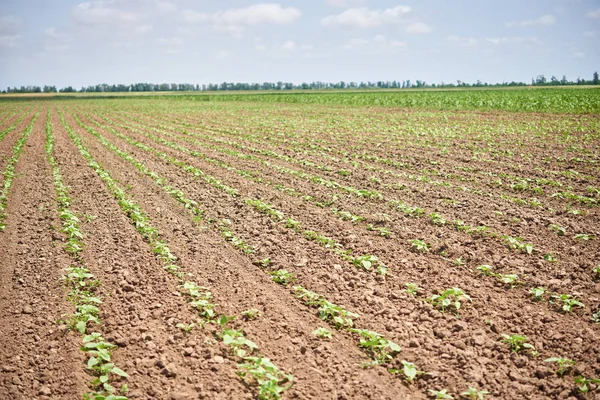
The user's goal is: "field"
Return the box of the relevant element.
[0,89,599,400]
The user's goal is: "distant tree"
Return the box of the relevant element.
[593,71,599,85]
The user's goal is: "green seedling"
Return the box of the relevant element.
[409,239,430,253]
[500,334,537,355]
[352,255,384,272]
[284,218,301,230]
[176,323,195,333]
[311,327,333,339]
[269,270,295,286]
[429,389,454,399]
[574,233,595,241]
[367,224,391,237]
[219,328,258,358]
[460,387,489,399]
[594,266,600,280]
[453,257,465,266]
[529,287,546,301]
[254,258,273,269]
[549,224,566,236]
[544,357,576,376]
[575,376,600,393]
[591,311,600,324]
[333,209,364,224]
[389,360,424,383]
[476,265,495,276]
[544,254,556,262]
[349,329,401,366]
[551,294,584,313]
[498,274,521,288]
[237,357,294,400]
[241,309,261,320]
[404,282,422,296]
[429,212,447,226]
[428,288,471,313]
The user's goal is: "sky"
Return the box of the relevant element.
[0,0,599,88]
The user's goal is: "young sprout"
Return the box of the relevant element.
[476,265,495,276]
[498,274,521,288]
[429,389,454,399]
[241,309,261,320]
[254,258,272,269]
[409,239,430,253]
[549,224,566,236]
[389,360,424,384]
[429,212,447,226]
[500,334,537,355]
[404,282,422,296]
[349,329,401,366]
[269,269,296,286]
[594,266,600,280]
[427,288,471,313]
[460,387,490,399]
[311,327,333,339]
[176,323,195,333]
[544,254,556,262]
[592,310,600,324]
[574,233,595,241]
[453,257,465,266]
[529,287,546,301]
[544,357,576,376]
[574,376,600,393]
[551,294,585,313]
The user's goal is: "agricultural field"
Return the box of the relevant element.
[0,89,599,400]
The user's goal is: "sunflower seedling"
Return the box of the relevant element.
[312,327,333,339]
[544,357,576,376]
[476,265,495,276]
[574,376,600,393]
[389,360,424,384]
[349,328,401,366]
[241,309,261,320]
[269,269,295,286]
[428,288,471,313]
[429,389,454,399]
[404,282,422,296]
[500,334,537,355]
[409,239,430,253]
[551,294,584,313]
[529,287,546,301]
[460,387,490,399]
[176,323,195,333]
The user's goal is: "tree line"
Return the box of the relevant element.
[3,72,599,94]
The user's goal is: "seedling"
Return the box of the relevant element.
[427,288,471,313]
[594,266,600,280]
[389,360,424,383]
[404,282,422,296]
[367,224,391,237]
[349,329,401,366]
[219,328,258,358]
[429,389,454,399]
[284,218,301,230]
[476,265,495,276]
[311,327,333,339]
[352,255,384,272]
[575,376,600,393]
[254,258,272,269]
[574,233,595,241]
[429,212,447,226]
[453,257,465,266]
[500,334,537,355]
[237,357,294,400]
[409,239,430,253]
[176,323,195,333]
[549,224,566,236]
[460,387,489,399]
[269,269,295,286]
[241,309,261,320]
[551,294,584,313]
[544,357,576,376]
[529,287,546,301]
[498,274,521,288]
[543,254,556,262]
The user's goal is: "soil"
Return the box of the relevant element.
[0,99,598,400]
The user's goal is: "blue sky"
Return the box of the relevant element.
[0,0,599,88]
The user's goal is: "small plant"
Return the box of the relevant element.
[176,322,195,333]
[575,376,600,393]
[254,258,272,269]
[269,270,295,286]
[429,389,454,399]
[460,387,490,399]
[404,282,422,296]
[352,254,385,273]
[311,327,333,339]
[594,265,600,280]
[529,287,546,301]
[498,274,521,288]
[544,357,576,376]
[551,294,584,313]
[367,224,391,237]
[349,328,401,366]
[544,254,556,262]
[500,334,537,355]
[237,357,294,400]
[220,328,259,358]
[574,233,595,241]
[284,218,301,230]
[389,360,424,383]
[476,265,495,276]
[428,288,471,313]
[429,212,447,226]
[241,309,261,320]
[409,239,430,253]
[549,224,566,236]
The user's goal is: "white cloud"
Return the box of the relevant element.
[158,36,183,46]
[406,22,431,34]
[506,14,555,27]
[0,34,21,48]
[134,24,154,35]
[447,35,478,47]
[45,27,69,39]
[0,16,21,34]
[255,43,267,51]
[326,0,367,7]
[343,37,369,49]
[183,3,301,33]
[322,6,412,28]
[282,40,296,51]
[215,50,230,59]
[485,36,543,46]
[374,34,386,42]
[583,30,596,37]
[587,8,600,18]
[572,51,585,58]
[72,1,142,25]
[300,44,314,50]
